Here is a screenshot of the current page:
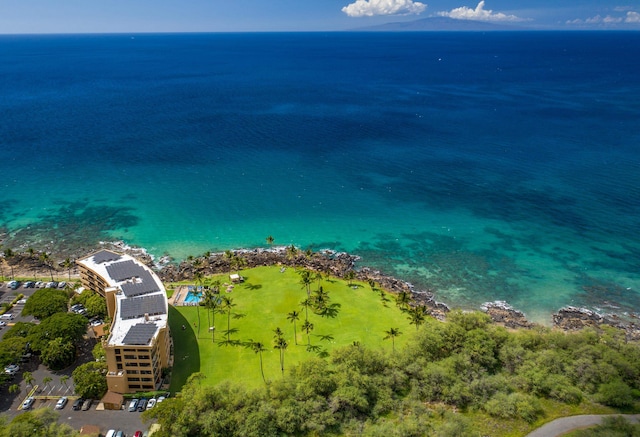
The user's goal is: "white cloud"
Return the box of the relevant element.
[568,12,640,25]
[437,1,526,22]
[626,11,640,23]
[342,0,427,17]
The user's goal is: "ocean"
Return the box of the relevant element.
[1,31,639,323]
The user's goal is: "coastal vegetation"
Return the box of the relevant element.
[150,265,640,437]
[147,304,639,436]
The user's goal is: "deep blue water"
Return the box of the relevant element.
[1,32,639,322]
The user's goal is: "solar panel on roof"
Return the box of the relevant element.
[120,294,166,320]
[106,260,147,282]
[92,250,121,264]
[121,271,159,297]
[122,323,158,345]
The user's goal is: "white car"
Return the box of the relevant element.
[55,396,68,409]
[146,398,157,409]
[4,364,19,375]
[22,397,35,410]
[0,320,6,328]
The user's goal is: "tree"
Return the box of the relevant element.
[302,320,314,347]
[287,310,300,345]
[298,269,313,297]
[42,376,53,391]
[407,305,427,330]
[245,340,267,383]
[221,296,236,343]
[224,250,234,273]
[394,291,412,311]
[22,288,68,319]
[60,375,69,389]
[84,292,107,319]
[62,257,74,281]
[344,270,356,286]
[92,342,106,362]
[193,271,204,338]
[0,336,28,368]
[286,244,298,261]
[266,235,274,247]
[41,337,76,370]
[8,383,20,395]
[300,298,312,322]
[23,371,35,388]
[383,328,402,353]
[27,312,87,353]
[274,336,289,377]
[72,362,107,399]
[3,408,80,436]
[39,251,55,281]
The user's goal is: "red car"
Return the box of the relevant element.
[133,432,143,437]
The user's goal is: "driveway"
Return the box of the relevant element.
[526,414,640,437]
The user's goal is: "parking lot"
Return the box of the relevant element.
[1,281,149,436]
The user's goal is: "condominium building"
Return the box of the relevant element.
[76,250,171,394]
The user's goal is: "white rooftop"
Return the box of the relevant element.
[77,250,168,347]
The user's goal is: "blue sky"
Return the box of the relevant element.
[0,0,638,33]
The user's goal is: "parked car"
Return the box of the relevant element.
[105,431,117,437]
[4,364,19,375]
[134,431,143,437]
[55,396,68,410]
[21,397,35,410]
[137,398,148,411]
[23,281,35,288]
[7,280,20,289]
[146,398,157,409]
[58,281,67,288]
[115,431,125,437]
[128,398,139,412]
[0,321,6,328]
[72,398,84,410]
[35,281,44,288]
[157,395,166,403]
[81,399,93,411]
[0,313,15,320]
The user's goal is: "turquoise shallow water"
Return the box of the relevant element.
[1,32,639,323]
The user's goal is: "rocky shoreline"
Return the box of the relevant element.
[2,241,639,340]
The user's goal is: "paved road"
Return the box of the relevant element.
[526,414,640,437]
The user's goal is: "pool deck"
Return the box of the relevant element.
[168,284,236,307]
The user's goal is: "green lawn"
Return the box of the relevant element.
[168,266,413,392]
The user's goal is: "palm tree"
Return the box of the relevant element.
[202,288,214,329]
[368,278,376,291]
[312,287,330,313]
[42,376,53,391]
[273,327,284,341]
[287,310,300,345]
[245,340,267,383]
[286,244,298,261]
[273,336,289,377]
[23,372,35,391]
[313,271,323,291]
[193,271,205,338]
[60,375,69,389]
[232,254,247,273]
[407,305,427,330]
[383,327,402,353]
[221,296,236,342]
[266,235,274,247]
[302,320,314,346]
[300,298,312,322]
[27,247,35,259]
[209,295,221,342]
[395,291,412,311]
[8,384,20,396]
[224,250,234,273]
[298,269,313,297]
[39,252,54,281]
[63,257,73,281]
[344,270,356,286]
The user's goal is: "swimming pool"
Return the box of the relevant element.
[183,288,202,304]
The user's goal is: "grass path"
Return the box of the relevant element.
[168,265,412,392]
